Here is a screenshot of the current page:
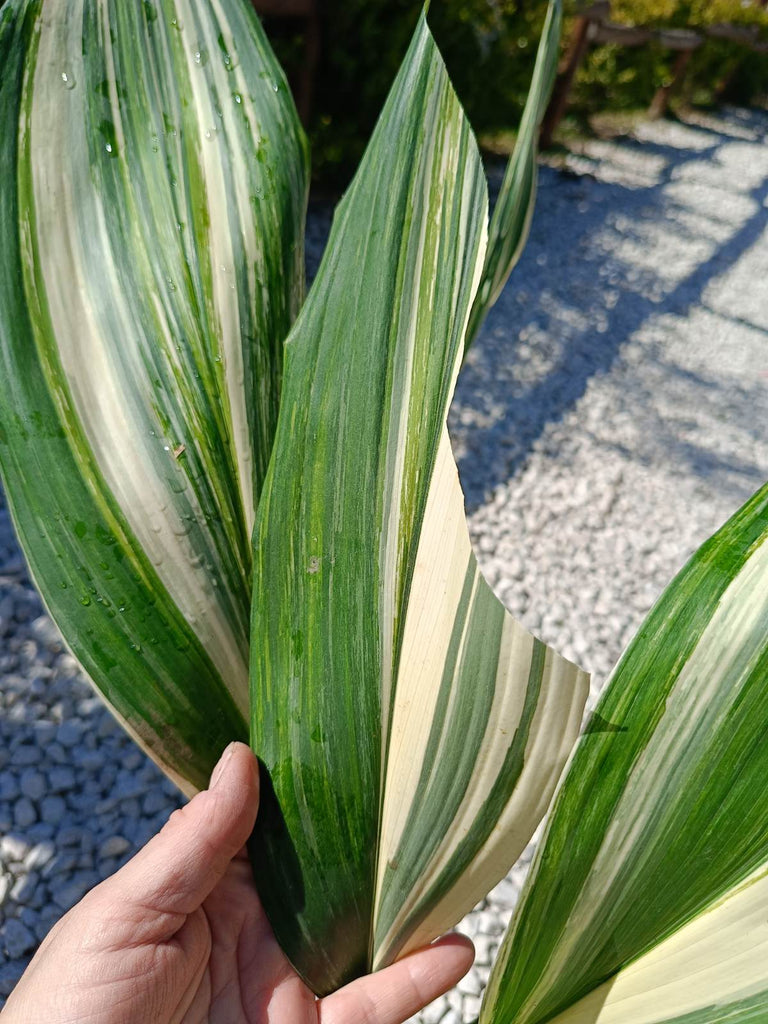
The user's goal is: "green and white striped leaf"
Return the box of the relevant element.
[249,13,588,996]
[481,482,768,1024]
[465,0,562,348]
[0,0,308,792]
[547,862,768,1024]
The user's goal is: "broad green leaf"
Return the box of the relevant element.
[481,483,768,1024]
[465,0,562,348]
[0,0,308,792]
[249,13,589,996]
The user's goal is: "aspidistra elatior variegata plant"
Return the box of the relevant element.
[0,0,588,998]
[0,0,308,792]
[249,6,587,994]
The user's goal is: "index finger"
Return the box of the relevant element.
[318,934,475,1024]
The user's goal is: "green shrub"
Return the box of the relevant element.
[267,0,556,183]
[266,0,768,183]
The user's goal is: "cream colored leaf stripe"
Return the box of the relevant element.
[249,11,588,997]
[548,861,768,1024]
[0,0,308,790]
[482,482,768,1024]
[373,429,586,968]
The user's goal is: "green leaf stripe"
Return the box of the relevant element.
[250,13,588,995]
[481,482,768,1024]
[465,0,562,348]
[0,0,308,790]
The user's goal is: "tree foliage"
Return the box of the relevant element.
[265,0,768,183]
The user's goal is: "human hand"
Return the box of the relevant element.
[1,742,474,1024]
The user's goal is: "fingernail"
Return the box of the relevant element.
[210,742,235,790]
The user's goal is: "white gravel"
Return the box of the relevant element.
[2,105,768,1017]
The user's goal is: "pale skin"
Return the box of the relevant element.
[1,742,474,1024]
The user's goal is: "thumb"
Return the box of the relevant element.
[107,741,260,920]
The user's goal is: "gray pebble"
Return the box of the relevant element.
[142,789,170,816]
[40,794,67,825]
[98,835,131,860]
[51,871,98,912]
[0,960,27,998]
[27,885,47,910]
[18,907,37,929]
[10,871,39,903]
[24,841,55,872]
[113,774,145,800]
[98,857,119,880]
[57,826,85,846]
[0,772,20,802]
[122,749,144,770]
[421,1000,449,1024]
[77,751,107,772]
[472,934,494,967]
[48,766,76,792]
[487,878,517,909]
[10,745,41,767]
[13,797,37,829]
[2,918,36,958]
[457,968,483,997]
[119,798,141,819]
[20,769,46,802]
[161,777,183,799]
[29,676,48,697]
[97,714,120,739]
[45,742,68,764]
[463,995,482,1020]
[0,835,27,862]
[56,720,84,748]
[32,720,56,744]
[30,614,62,649]
[42,852,79,879]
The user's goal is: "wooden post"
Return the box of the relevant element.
[539,2,611,148]
[649,49,693,119]
[539,15,592,148]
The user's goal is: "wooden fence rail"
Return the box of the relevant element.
[540,2,768,146]
[249,1,767,137]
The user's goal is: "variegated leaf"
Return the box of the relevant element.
[249,12,588,996]
[465,0,562,348]
[548,862,768,1024]
[481,482,768,1024]
[0,0,308,792]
